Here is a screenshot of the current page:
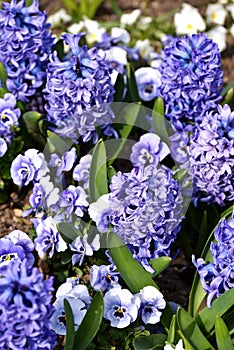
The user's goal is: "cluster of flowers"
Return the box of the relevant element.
[0,230,56,349]
[0,0,54,102]
[51,273,166,333]
[0,93,20,157]
[89,133,187,272]
[193,211,234,308]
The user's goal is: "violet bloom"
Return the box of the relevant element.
[189,104,234,205]
[193,212,234,307]
[88,194,113,233]
[73,154,92,189]
[33,216,67,258]
[28,175,60,215]
[0,230,35,270]
[103,288,140,328]
[90,264,121,292]
[59,185,89,217]
[44,33,115,142]
[130,133,170,167]
[0,0,54,101]
[135,67,161,101]
[134,286,166,324]
[159,33,223,133]
[56,278,91,307]
[0,260,56,349]
[49,147,77,177]
[0,93,20,143]
[10,148,48,187]
[70,233,100,266]
[50,297,87,335]
[0,138,7,157]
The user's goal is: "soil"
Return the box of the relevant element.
[0,0,233,347]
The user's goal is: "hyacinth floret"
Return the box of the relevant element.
[193,212,234,307]
[0,0,54,101]
[44,33,115,142]
[0,259,56,349]
[189,104,234,205]
[159,33,223,133]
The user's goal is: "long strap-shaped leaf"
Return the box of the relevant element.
[73,291,104,350]
[107,231,174,331]
[177,308,215,350]
[215,316,233,350]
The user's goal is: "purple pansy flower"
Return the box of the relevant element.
[10,148,48,187]
[104,288,140,328]
[130,133,170,167]
[33,216,67,258]
[135,67,161,101]
[133,286,166,324]
[90,264,121,292]
[49,147,77,177]
[70,233,100,266]
[73,154,92,189]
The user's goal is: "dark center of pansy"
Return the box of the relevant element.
[113,306,126,319]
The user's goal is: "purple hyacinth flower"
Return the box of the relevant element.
[0,0,54,101]
[135,67,161,101]
[33,216,67,258]
[133,286,166,324]
[90,264,121,292]
[189,104,234,205]
[193,211,234,307]
[0,259,56,349]
[44,32,115,142]
[130,133,170,167]
[104,288,140,328]
[159,33,223,133]
[10,148,48,187]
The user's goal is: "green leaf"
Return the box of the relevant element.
[149,256,171,276]
[195,288,234,335]
[167,315,176,344]
[58,223,81,242]
[126,64,140,101]
[107,102,141,164]
[133,334,167,350]
[215,316,233,350]
[0,62,7,89]
[21,111,46,148]
[64,299,75,350]
[73,291,104,350]
[222,87,234,105]
[152,98,170,146]
[177,308,215,350]
[221,80,234,96]
[114,73,125,102]
[89,139,108,202]
[44,130,73,157]
[107,231,174,331]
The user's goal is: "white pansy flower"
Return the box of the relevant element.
[67,22,85,34]
[48,8,72,27]
[134,39,154,60]
[174,3,206,34]
[120,9,141,27]
[137,16,152,30]
[206,25,227,51]
[111,27,130,43]
[206,3,227,25]
[82,17,106,44]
